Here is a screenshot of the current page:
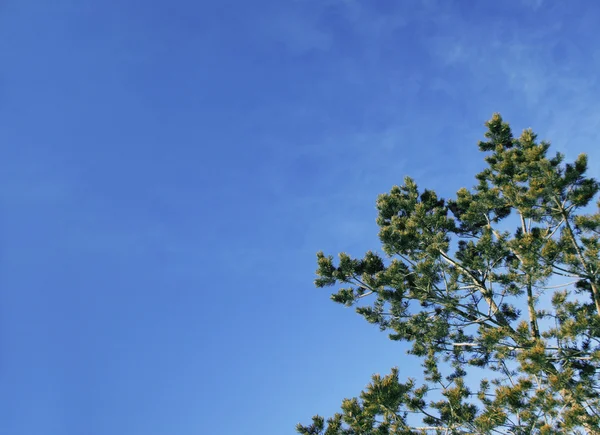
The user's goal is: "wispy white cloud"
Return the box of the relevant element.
[521,0,545,10]
[259,1,600,260]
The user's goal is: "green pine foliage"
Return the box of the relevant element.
[297,114,600,434]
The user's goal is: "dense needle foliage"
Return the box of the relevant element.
[297,114,600,434]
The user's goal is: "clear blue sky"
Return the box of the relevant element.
[1,1,600,434]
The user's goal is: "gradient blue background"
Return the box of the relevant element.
[1,1,600,434]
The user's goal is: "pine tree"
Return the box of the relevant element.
[297,114,600,434]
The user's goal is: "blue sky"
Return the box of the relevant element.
[1,1,600,434]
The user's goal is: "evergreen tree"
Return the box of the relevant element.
[297,114,600,434]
